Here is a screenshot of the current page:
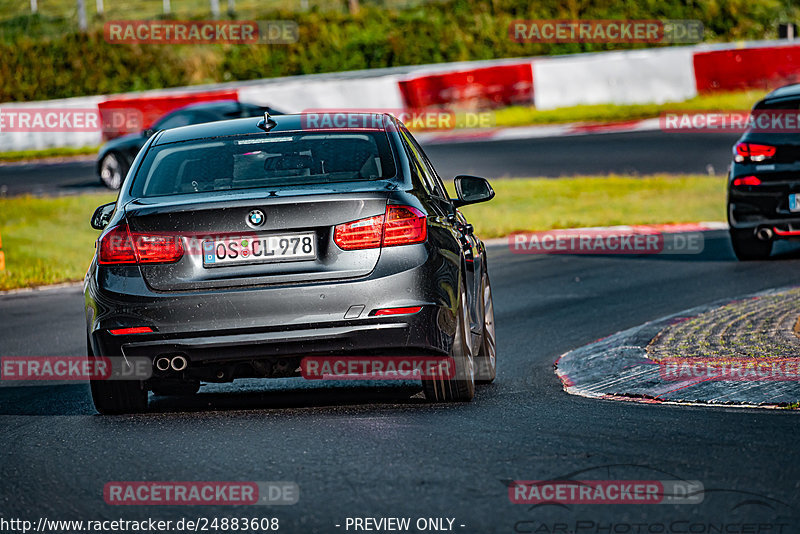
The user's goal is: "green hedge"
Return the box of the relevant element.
[1,0,795,102]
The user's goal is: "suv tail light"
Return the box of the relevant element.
[734,143,776,163]
[98,223,184,265]
[334,205,427,250]
[732,175,762,186]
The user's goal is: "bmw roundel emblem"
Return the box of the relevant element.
[247,209,265,227]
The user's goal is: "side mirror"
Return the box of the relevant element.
[142,128,155,138]
[453,175,495,207]
[91,202,116,230]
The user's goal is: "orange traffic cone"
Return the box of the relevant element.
[0,231,5,271]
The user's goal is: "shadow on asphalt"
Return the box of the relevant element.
[0,382,436,416]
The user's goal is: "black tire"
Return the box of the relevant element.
[422,282,475,402]
[150,381,201,396]
[98,152,129,190]
[87,338,147,414]
[730,229,772,261]
[475,273,496,384]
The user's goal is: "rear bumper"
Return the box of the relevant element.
[728,198,800,235]
[85,242,461,367]
[728,163,800,231]
[97,306,449,366]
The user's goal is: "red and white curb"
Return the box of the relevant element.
[554,287,800,409]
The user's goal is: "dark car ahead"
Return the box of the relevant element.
[728,83,800,260]
[96,100,279,189]
[85,113,497,413]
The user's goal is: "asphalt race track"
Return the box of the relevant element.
[0,157,107,196]
[0,130,740,196]
[2,232,800,531]
[425,130,741,179]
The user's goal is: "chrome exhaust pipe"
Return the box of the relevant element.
[756,228,773,241]
[170,355,188,372]
[155,357,171,372]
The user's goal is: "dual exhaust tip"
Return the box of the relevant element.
[155,355,188,372]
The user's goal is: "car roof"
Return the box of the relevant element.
[152,113,397,145]
[162,100,243,116]
[763,83,800,102]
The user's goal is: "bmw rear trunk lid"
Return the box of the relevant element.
[124,187,390,291]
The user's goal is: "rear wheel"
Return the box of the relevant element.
[88,338,148,414]
[730,229,772,261]
[99,152,128,190]
[475,273,496,384]
[422,282,475,402]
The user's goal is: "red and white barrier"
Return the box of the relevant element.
[98,89,239,138]
[693,44,800,93]
[398,63,534,109]
[532,47,697,110]
[237,75,405,113]
[4,39,800,151]
[0,95,105,151]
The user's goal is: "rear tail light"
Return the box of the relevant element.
[732,175,762,186]
[98,223,184,265]
[373,306,423,316]
[382,206,427,247]
[98,224,137,264]
[734,143,776,162]
[132,234,184,263]
[109,326,154,335]
[333,214,384,250]
[334,205,427,250]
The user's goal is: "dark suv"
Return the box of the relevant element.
[728,83,800,260]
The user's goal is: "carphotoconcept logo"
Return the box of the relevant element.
[509,19,703,43]
[104,20,298,44]
[508,464,794,533]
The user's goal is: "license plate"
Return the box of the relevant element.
[790,194,800,212]
[202,232,316,267]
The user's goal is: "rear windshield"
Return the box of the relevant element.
[130,131,397,198]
